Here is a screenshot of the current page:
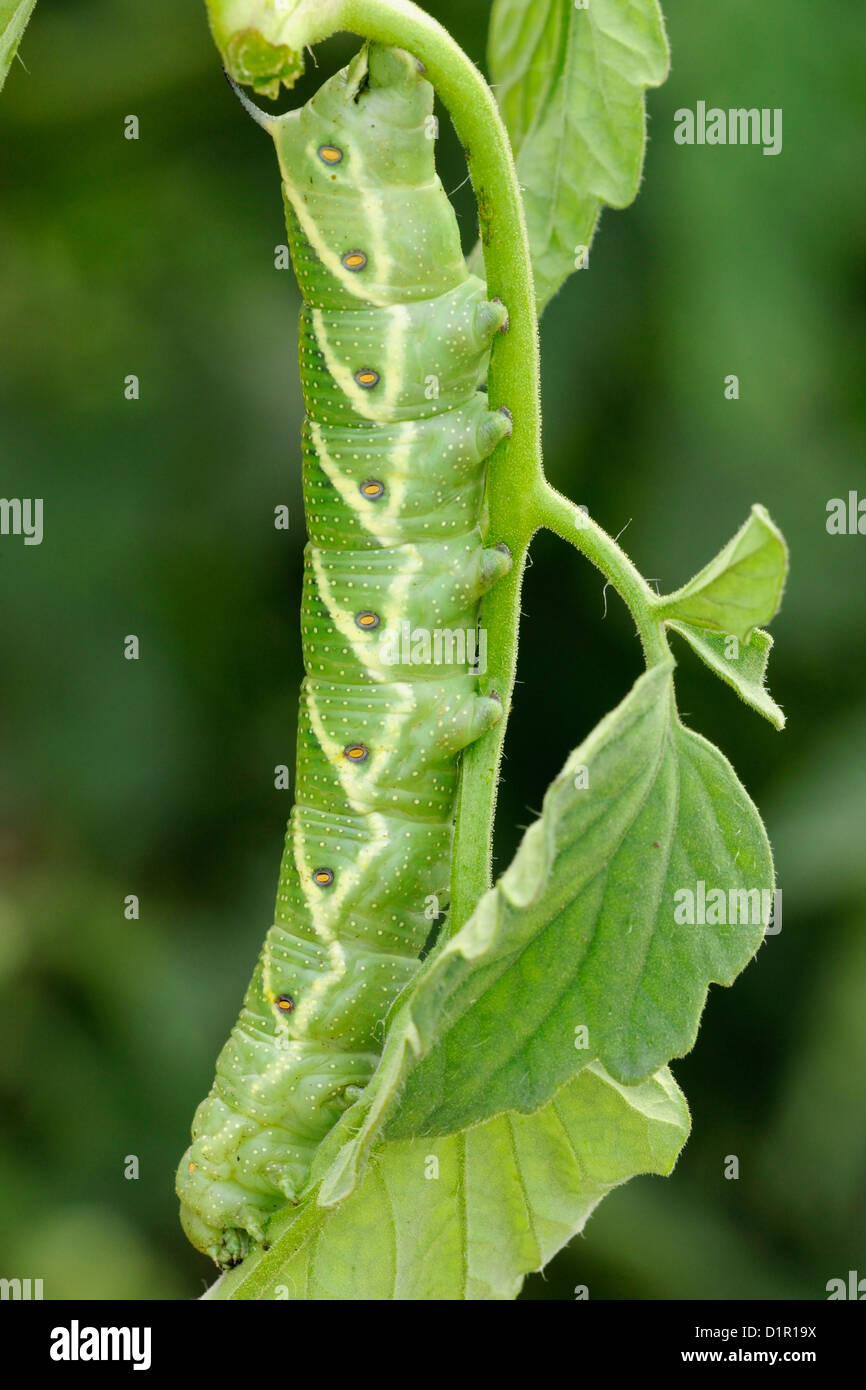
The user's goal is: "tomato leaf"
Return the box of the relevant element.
[0,0,37,92]
[485,0,669,311]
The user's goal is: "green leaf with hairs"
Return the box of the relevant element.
[655,505,788,641]
[204,1062,689,1301]
[1,0,37,92]
[484,0,669,311]
[309,662,771,1206]
[666,624,786,730]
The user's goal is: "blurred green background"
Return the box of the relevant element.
[1,0,864,1300]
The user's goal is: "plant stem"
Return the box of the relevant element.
[533,481,670,669]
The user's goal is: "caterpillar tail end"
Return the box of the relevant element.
[224,72,280,135]
[366,42,427,88]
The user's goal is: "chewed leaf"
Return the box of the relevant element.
[206,0,312,95]
[204,1063,689,1301]
[655,504,788,641]
[0,0,37,93]
[667,622,786,730]
[308,663,771,1205]
[223,29,303,98]
[485,0,669,311]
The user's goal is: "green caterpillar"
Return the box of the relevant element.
[177,42,512,1268]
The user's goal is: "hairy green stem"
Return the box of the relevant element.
[534,482,670,669]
